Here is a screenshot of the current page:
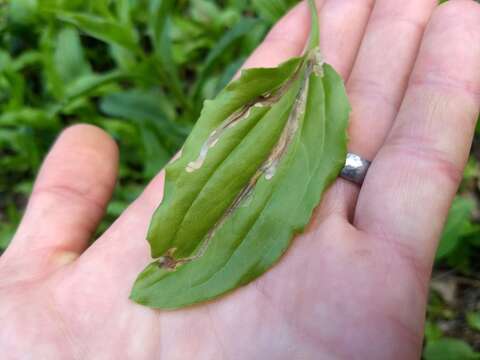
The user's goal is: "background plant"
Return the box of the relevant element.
[0,0,479,358]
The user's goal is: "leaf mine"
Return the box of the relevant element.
[130,0,351,309]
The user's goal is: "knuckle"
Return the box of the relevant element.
[369,11,428,34]
[33,183,105,213]
[409,72,480,103]
[347,76,399,110]
[385,135,464,186]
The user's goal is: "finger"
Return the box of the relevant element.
[246,0,376,218]
[347,0,437,159]
[5,125,118,269]
[241,0,315,70]
[244,0,374,80]
[81,0,375,281]
[324,0,438,218]
[355,0,480,271]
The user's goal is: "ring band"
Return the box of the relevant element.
[340,153,371,185]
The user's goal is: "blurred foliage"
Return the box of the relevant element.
[424,338,480,360]
[0,0,291,242]
[1,0,480,356]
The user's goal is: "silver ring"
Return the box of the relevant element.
[340,153,371,185]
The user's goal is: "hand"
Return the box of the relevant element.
[2,1,480,359]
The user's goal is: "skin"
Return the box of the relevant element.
[1,0,480,358]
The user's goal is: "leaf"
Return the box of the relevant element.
[8,0,39,25]
[11,51,42,71]
[139,122,172,178]
[149,0,173,48]
[54,27,92,85]
[100,88,187,172]
[40,25,65,100]
[467,312,480,332]
[2,71,25,110]
[423,338,480,360]
[252,0,299,24]
[0,108,58,128]
[214,57,246,94]
[192,17,259,102]
[131,0,350,309]
[64,70,128,101]
[116,0,132,25]
[436,197,475,261]
[424,320,443,342]
[0,223,16,251]
[0,50,11,70]
[109,44,137,70]
[53,11,139,52]
[148,0,184,104]
[99,88,178,132]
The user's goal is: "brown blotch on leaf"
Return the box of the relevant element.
[157,256,177,270]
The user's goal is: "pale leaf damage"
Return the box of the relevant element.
[164,52,322,269]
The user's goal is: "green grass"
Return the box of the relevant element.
[1,0,479,357]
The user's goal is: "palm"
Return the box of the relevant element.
[0,213,421,359]
[1,1,480,359]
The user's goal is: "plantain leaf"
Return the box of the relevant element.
[130,0,350,309]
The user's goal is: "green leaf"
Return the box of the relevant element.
[109,44,137,70]
[0,223,16,251]
[436,197,475,260]
[54,27,92,85]
[53,11,139,52]
[40,25,65,100]
[467,312,480,332]
[148,0,184,105]
[0,50,11,70]
[0,108,58,128]
[64,70,128,101]
[190,0,222,26]
[192,17,259,102]
[139,122,172,178]
[149,0,173,48]
[214,57,246,94]
[8,0,39,25]
[424,339,480,360]
[2,71,25,109]
[11,51,42,71]
[131,0,350,309]
[116,0,132,25]
[100,88,187,172]
[252,0,298,24]
[424,320,443,342]
[99,88,178,130]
